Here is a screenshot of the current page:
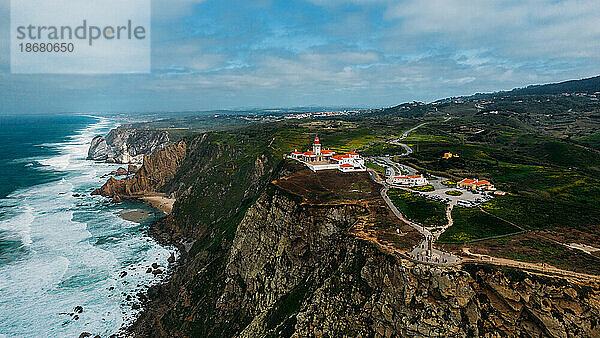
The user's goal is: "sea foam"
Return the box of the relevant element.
[0,115,173,337]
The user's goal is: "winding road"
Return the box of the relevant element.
[368,120,600,282]
[388,122,428,156]
[369,122,461,265]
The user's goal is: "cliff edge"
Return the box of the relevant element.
[92,140,186,201]
[129,161,600,337]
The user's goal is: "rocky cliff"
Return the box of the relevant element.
[92,140,186,200]
[130,172,600,337]
[88,128,170,164]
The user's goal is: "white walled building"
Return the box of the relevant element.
[389,174,428,186]
[290,136,366,172]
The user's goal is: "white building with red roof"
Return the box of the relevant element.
[457,178,495,191]
[289,136,366,172]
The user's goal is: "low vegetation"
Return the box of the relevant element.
[445,190,462,196]
[387,189,447,227]
[410,184,435,192]
[438,206,522,243]
[365,161,386,177]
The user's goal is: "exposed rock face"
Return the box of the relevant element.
[87,128,170,164]
[130,181,600,337]
[87,136,112,161]
[92,140,186,199]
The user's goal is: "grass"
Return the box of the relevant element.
[445,190,463,196]
[480,193,600,231]
[410,184,435,192]
[442,180,456,187]
[365,161,386,177]
[387,189,447,227]
[438,206,522,243]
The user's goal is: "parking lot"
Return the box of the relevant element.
[372,156,494,207]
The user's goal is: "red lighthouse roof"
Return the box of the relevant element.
[314,136,320,144]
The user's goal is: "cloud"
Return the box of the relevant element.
[152,0,205,21]
[1,0,599,113]
[384,0,600,58]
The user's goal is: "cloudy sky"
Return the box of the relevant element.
[1,0,599,113]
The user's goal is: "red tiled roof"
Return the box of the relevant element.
[340,164,354,168]
[394,176,408,179]
[293,151,302,154]
[332,154,349,160]
[304,151,315,156]
[409,175,423,179]
[459,178,476,184]
[474,180,491,185]
[347,151,359,155]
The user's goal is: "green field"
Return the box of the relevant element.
[365,161,386,177]
[388,189,447,227]
[438,206,522,243]
[481,193,600,231]
[410,184,435,192]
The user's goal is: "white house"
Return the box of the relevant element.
[389,174,428,186]
[290,136,366,172]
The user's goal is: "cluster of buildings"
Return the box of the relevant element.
[290,136,366,172]
[457,178,495,191]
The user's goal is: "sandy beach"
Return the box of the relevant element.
[141,195,176,214]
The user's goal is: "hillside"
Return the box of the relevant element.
[504,75,600,96]
[109,103,600,336]
[79,76,600,337]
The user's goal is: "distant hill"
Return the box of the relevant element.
[503,75,600,96]
[380,75,600,116]
[464,75,600,100]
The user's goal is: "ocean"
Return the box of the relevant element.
[0,114,174,337]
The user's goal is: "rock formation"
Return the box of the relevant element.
[87,135,113,161]
[93,140,186,200]
[87,128,170,164]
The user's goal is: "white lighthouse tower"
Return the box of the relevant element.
[313,136,321,155]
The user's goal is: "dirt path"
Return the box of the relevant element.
[432,204,454,239]
[478,206,526,231]
[462,248,600,283]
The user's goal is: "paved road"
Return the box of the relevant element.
[370,121,461,265]
[368,166,460,263]
[388,122,428,156]
[463,248,600,283]
[379,185,460,265]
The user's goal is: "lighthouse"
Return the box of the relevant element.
[312,136,321,155]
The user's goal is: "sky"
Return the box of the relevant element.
[0,0,599,113]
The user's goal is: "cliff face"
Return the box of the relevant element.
[131,180,600,337]
[92,140,186,199]
[88,128,170,164]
